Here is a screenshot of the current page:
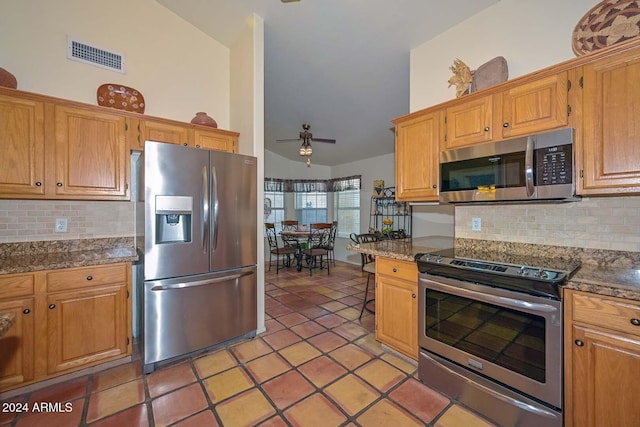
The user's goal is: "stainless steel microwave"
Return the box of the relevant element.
[439,128,579,204]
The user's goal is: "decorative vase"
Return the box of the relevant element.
[0,67,17,89]
[190,112,217,128]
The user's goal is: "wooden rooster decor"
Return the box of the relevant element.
[448,58,473,98]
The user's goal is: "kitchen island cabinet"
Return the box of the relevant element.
[0,263,131,393]
[375,257,418,360]
[0,273,35,390]
[564,289,640,427]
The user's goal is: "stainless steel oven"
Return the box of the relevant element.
[416,250,580,427]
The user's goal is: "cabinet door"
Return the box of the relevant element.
[140,119,191,147]
[581,50,640,194]
[193,129,237,153]
[0,298,34,388]
[0,94,45,197]
[375,259,418,359]
[567,325,640,427]
[53,106,128,199]
[47,285,128,374]
[444,94,493,148]
[500,72,568,138]
[394,111,440,201]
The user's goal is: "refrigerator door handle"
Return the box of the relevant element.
[150,270,255,291]
[202,166,209,253]
[212,166,220,251]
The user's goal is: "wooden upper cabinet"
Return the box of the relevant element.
[580,49,640,195]
[53,105,128,199]
[500,72,568,138]
[139,118,190,148]
[0,94,45,197]
[194,128,237,153]
[444,94,493,149]
[394,111,440,201]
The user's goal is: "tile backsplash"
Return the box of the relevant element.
[455,196,640,252]
[0,200,134,243]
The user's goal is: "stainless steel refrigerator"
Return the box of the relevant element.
[140,140,257,373]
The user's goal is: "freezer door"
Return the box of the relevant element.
[145,141,209,280]
[210,152,257,271]
[143,267,257,370]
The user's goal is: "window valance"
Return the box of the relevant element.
[264,175,361,193]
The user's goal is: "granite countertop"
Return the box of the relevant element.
[0,312,16,338]
[0,237,139,275]
[346,236,455,262]
[348,237,640,302]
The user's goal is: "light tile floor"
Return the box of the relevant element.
[0,261,497,426]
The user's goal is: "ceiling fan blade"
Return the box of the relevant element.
[276,138,301,142]
[311,138,336,143]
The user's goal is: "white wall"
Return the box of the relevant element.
[410,0,640,252]
[265,150,332,179]
[410,0,596,110]
[0,0,230,126]
[230,14,266,333]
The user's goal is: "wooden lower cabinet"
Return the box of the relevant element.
[0,263,131,392]
[564,289,640,427]
[46,285,128,374]
[375,258,418,360]
[0,297,34,389]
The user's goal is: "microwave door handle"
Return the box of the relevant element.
[525,136,535,197]
[202,166,209,253]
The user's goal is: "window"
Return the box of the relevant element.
[264,191,285,232]
[333,176,360,237]
[295,192,327,225]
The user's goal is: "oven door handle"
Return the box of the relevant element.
[421,277,558,313]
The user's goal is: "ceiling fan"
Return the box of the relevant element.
[276,123,336,167]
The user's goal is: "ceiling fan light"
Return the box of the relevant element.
[299,145,306,156]
[305,146,312,155]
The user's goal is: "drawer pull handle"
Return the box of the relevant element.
[631,318,640,326]
[503,122,510,128]
[86,275,93,281]
[432,184,437,189]
[35,181,42,187]
[574,339,584,347]
[23,308,31,314]
[49,304,56,310]
[392,268,397,272]
[484,127,490,132]
[412,293,416,299]
[196,144,201,148]
[183,143,188,146]
[56,182,63,187]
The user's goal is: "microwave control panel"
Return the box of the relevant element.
[535,144,572,185]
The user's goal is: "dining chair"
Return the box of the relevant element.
[265,223,297,274]
[350,232,381,319]
[323,221,338,266]
[281,220,299,231]
[303,225,331,276]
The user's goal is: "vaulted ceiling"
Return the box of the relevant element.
[157,0,500,166]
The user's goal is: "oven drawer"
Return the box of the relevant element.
[376,258,417,282]
[571,291,640,338]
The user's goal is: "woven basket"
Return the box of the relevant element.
[573,0,640,55]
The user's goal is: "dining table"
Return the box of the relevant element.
[280,229,313,271]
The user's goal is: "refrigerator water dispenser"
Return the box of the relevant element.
[155,195,193,243]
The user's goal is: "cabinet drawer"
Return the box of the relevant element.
[46,264,127,292]
[0,274,35,299]
[376,258,417,282]
[572,292,640,338]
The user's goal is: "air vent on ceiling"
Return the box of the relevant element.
[67,37,125,73]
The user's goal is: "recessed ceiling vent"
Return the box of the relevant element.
[67,37,125,73]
